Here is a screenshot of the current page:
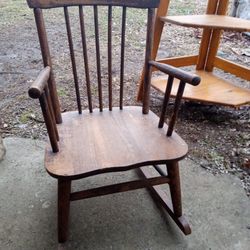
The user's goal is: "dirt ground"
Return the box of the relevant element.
[0,0,249,196]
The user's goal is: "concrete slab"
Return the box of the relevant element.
[0,137,249,250]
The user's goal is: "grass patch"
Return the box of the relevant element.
[0,0,200,28]
[0,0,32,26]
[168,0,199,15]
[57,88,68,97]
[19,111,32,124]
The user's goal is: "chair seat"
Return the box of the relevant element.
[45,106,188,179]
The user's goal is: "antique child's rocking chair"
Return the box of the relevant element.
[26,0,200,243]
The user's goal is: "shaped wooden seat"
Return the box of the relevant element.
[26,0,200,244]
[45,107,188,179]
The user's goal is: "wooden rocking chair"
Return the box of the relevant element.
[27,0,200,243]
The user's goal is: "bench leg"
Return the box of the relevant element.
[58,179,71,243]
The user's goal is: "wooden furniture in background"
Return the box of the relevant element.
[26,0,200,243]
[137,0,250,108]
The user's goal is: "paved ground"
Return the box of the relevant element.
[0,137,249,250]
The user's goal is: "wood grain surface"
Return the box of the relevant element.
[161,15,250,32]
[151,70,250,107]
[27,0,160,9]
[45,107,188,179]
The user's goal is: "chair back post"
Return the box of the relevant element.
[64,6,83,114]
[93,5,103,112]
[166,80,186,136]
[79,5,93,113]
[142,8,156,114]
[29,0,159,116]
[158,75,174,128]
[119,7,126,110]
[28,0,160,125]
[39,91,59,153]
[158,77,186,137]
[108,5,113,111]
[34,8,62,124]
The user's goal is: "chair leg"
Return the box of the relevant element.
[138,163,191,235]
[58,179,71,243]
[166,161,182,217]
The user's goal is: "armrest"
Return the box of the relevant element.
[28,66,51,99]
[149,61,200,86]
[149,61,200,136]
[27,66,59,152]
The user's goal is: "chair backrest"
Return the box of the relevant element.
[27,0,159,9]
[27,0,159,118]
[27,0,160,152]
[27,0,200,154]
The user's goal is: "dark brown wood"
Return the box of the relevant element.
[167,81,186,137]
[138,166,191,235]
[28,66,59,143]
[108,6,112,111]
[119,7,126,110]
[39,93,59,152]
[158,75,174,128]
[137,0,171,102]
[70,176,170,201]
[27,0,160,9]
[94,6,103,112]
[149,61,200,86]
[58,179,71,243]
[64,7,82,114]
[34,8,62,124]
[28,66,50,99]
[142,8,155,114]
[33,9,51,70]
[27,0,193,243]
[148,60,201,134]
[45,107,188,179]
[79,5,93,113]
[45,86,59,141]
[166,162,182,217]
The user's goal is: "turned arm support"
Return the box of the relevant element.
[148,61,201,136]
[28,66,51,99]
[27,66,59,152]
[149,61,200,86]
